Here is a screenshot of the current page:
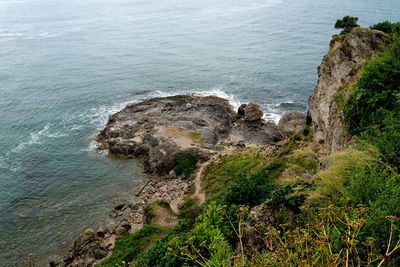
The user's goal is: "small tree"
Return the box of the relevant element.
[335,16,359,35]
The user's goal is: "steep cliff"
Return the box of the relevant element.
[308,28,390,150]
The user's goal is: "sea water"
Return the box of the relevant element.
[1,0,399,264]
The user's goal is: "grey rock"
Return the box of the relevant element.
[229,120,282,146]
[98,95,237,175]
[278,111,306,138]
[109,210,118,218]
[244,102,263,121]
[308,28,391,150]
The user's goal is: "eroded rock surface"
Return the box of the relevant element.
[308,28,391,150]
[98,95,237,175]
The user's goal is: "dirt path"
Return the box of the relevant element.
[170,148,236,214]
[152,205,178,227]
[193,164,206,205]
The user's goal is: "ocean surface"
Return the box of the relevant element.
[0,0,399,264]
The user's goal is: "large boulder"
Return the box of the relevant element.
[308,28,391,150]
[278,111,306,138]
[244,102,263,121]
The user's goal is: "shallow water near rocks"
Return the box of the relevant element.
[1,0,399,264]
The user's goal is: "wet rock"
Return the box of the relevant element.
[237,104,247,118]
[244,102,263,121]
[96,227,108,237]
[278,111,306,138]
[109,210,118,218]
[114,203,127,211]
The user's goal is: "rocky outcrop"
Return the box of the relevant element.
[98,95,237,175]
[98,95,282,175]
[278,111,306,138]
[308,28,391,150]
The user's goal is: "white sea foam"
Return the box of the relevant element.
[152,88,243,113]
[11,124,50,153]
[10,124,69,153]
[82,88,286,152]
[0,31,23,38]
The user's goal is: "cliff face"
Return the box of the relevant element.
[308,28,390,150]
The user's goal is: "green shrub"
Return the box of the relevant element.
[335,16,359,35]
[343,35,400,168]
[223,172,275,207]
[133,231,189,267]
[371,20,400,35]
[203,148,270,201]
[96,225,170,267]
[173,153,197,177]
[179,202,233,265]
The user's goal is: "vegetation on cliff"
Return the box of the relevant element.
[93,20,400,267]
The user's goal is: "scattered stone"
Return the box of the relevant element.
[96,227,108,237]
[244,102,263,121]
[236,140,246,149]
[109,210,118,218]
[115,226,126,236]
[169,169,177,179]
[114,203,127,211]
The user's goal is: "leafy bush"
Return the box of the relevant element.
[371,20,400,35]
[335,15,359,35]
[223,170,276,207]
[175,202,233,265]
[173,153,197,177]
[133,231,189,267]
[343,35,400,168]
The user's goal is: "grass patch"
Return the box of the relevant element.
[188,131,201,141]
[96,225,172,267]
[202,148,271,201]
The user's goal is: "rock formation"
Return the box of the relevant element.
[308,28,391,150]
